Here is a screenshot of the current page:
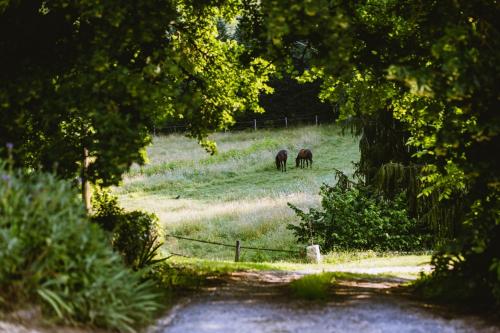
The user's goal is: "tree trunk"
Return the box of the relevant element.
[82,147,91,214]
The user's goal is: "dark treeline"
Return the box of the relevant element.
[159,76,335,132]
[240,77,334,122]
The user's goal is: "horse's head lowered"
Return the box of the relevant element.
[296,149,305,167]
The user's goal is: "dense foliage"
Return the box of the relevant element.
[0,0,273,198]
[288,171,430,251]
[0,0,498,309]
[160,14,333,130]
[239,0,499,306]
[92,189,165,270]
[0,162,160,332]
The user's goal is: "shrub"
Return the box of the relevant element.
[288,171,431,252]
[0,163,161,332]
[92,188,165,270]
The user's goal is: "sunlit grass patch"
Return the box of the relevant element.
[290,272,336,300]
[320,252,432,279]
[169,257,277,274]
[335,253,431,267]
[163,253,431,280]
[322,251,432,266]
[153,258,279,290]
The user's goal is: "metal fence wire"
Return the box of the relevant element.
[165,234,305,262]
[155,114,330,135]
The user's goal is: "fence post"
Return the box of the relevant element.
[315,115,318,126]
[253,119,257,131]
[235,240,241,262]
[153,126,156,136]
[285,117,288,128]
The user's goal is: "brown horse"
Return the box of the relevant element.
[296,149,313,168]
[276,150,287,172]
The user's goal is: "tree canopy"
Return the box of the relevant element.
[0,0,273,187]
[238,0,499,304]
[1,0,499,305]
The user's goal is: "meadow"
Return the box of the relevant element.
[115,124,360,261]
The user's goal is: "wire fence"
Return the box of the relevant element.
[155,114,332,135]
[166,234,305,262]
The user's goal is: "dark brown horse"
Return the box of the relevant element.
[276,150,287,172]
[296,149,313,168]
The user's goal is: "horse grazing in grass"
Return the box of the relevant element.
[296,149,313,168]
[276,150,288,172]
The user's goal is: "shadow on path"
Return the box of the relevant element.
[150,270,499,333]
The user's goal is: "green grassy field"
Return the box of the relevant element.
[115,124,360,261]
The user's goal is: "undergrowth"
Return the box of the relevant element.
[0,162,161,332]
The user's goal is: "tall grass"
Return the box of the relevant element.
[290,273,336,300]
[115,125,360,261]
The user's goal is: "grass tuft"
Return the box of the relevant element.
[290,272,336,300]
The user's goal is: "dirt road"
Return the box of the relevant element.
[150,269,499,333]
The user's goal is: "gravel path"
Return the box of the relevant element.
[150,269,499,333]
[3,267,498,333]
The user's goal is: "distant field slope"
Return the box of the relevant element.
[115,125,360,261]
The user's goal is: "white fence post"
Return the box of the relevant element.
[285,117,288,128]
[315,115,318,126]
[306,245,322,263]
[254,119,257,131]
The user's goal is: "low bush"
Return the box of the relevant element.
[0,163,161,332]
[288,171,431,252]
[92,188,165,270]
